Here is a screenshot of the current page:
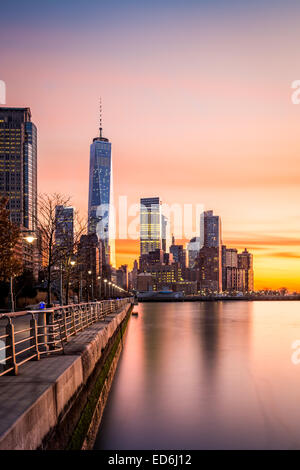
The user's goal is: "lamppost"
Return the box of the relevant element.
[9,231,37,312]
[60,262,63,305]
[104,279,108,299]
[79,270,83,303]
[67,258,76,304]
[97,276,101,299]
[108,281,112,299]
[61,258,76,306]
[88,270,93,300]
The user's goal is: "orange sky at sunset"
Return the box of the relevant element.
[1,1,300,290]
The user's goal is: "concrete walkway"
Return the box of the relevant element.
[0,309,129,450]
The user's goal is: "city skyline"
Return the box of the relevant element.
[1,0,300,290]
[2,1,300,455]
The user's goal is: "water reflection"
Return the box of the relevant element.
[94,301,300,449]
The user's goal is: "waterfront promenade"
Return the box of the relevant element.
[0,299,132,450]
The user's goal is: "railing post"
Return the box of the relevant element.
[63,308,68,341]
[37,310,48,353]
[91,303,95,323]
[48,309,56,351]
[86,304,90,327]
[5,320,18,375]
[71,306,77,335]
[80,305,84,331]
[30,314,40,361]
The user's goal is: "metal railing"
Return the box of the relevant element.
[0,298,132,377]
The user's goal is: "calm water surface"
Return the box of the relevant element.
[94,301,300,449]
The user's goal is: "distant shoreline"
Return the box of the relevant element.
[138,296,300,303]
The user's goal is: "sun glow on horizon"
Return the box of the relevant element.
[1,0,299,290]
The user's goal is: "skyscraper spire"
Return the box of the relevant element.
[99,97,103,138]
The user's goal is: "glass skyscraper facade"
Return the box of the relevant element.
[187,236,200,268]
[161,214,167,253]
[140,197,162,255]
[0,107,37,231]
[55,205,74,249]
[200,210,221,248]
[88,127,112,265]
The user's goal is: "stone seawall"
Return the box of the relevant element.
[0,303,132,450]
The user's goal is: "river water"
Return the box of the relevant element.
[94,301,300,450]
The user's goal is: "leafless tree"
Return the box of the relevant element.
[57,209,87,304]
[37,193,71,305]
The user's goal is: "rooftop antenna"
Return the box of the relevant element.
[99,98,103,138]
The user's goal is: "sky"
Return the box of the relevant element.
[1,0,300,290]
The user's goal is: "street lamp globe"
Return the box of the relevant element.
[24,235,36,244]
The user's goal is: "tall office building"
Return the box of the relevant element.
[140,197,162,255]
[78,233,103,300]
[169,235,187,269]
[198,210,222,291]
[55,205,74,249]
[200,210,221,248]
[226,266,245,292]
[88,105,112,265]
[0,107,37,231]
[238,248,254,292]
[221,245,238,290]
[161,214,167,253]
[196,246,221,292]
[116,264,128,290]
[187,236,200,268]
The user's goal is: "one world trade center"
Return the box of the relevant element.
[88,102,113,265]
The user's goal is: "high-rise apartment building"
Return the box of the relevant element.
[226,267,245,292]
[0,107,37,231]
[198,210,222,291]
[221,246,238,291]
[238,248,254,291]
[200,210,221,248]
[169,235,187,269]
[196,246,222,292]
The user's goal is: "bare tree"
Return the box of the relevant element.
[57,209,87,304]
[37,193,71,305]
